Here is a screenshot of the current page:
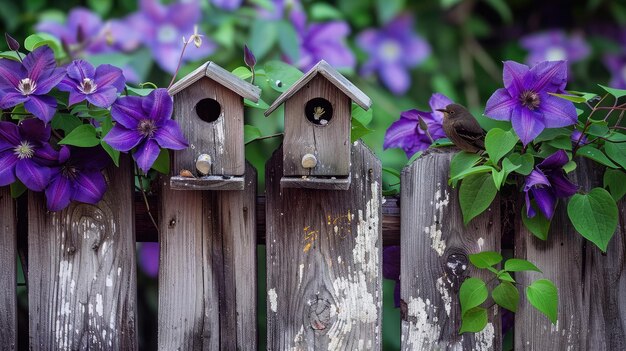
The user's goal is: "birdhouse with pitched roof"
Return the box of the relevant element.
[265,60,371,190]
[167,61,261,191]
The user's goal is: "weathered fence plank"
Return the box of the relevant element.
[265,141,382,350]
[158,163,257,350]
[400,148,501,350]
[515,159,626,350]
[28,156,137,350]
[0,187,17,350]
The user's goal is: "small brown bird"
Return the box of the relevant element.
[437,104,486,153]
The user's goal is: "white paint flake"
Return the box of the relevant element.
[436,277,451,316]
[474,322,495,351]
[404,296,442,349]
[95,294,104,317]
[424,184,449,256]
[353,182,380,275]
[268,288,278,312]
[106,275,113,287]
[477,237,484,250]
[298,264,304,288]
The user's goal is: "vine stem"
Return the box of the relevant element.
[245,132,284,145]
[134,163,159,235]
[167,40,191,90]
[572,93,610,156]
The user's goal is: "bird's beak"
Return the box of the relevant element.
[436,108,448,113]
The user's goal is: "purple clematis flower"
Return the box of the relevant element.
[139,242,160,278]
[384,93,452,158]
[131,0,215,73]
[45,146,111,211]
[0,119,58,191]
[524,150,577,220]
[520,31,590,69]
[484,60,577,146]
[603,53,626,89]
[0,46,66,123]
[103,88,188,173]
[57,60,125,108]
[212,0,243,11]
[383,246,401,308]
[357,14,431,95]
[292,17,355,72]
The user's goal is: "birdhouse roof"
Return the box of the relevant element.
[168,61,261,102]
[264,60,372,117]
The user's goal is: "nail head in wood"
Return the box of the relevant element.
[301,153,318,169]
[196,154,212,175]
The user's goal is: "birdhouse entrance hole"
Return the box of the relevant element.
[305,98,333,126]
[195,98,222,123]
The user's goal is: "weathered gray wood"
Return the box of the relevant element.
[280,174,351,190]
[265,60,371,116]
[28,155,137,350]
[158,163,257,350]
[400,148,501,350]
[170,175,245,190]
[171,77,245,177]
[0,187,17,350]
[266,141,382,350]
[169,61,261,101]
[282,75,351,177]
[515,158,626,350]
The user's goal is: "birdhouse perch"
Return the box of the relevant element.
[167,61,261,191]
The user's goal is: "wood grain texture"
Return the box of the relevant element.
[170,175,245,191]
[400,148,501,350]
[283,75,351,177]
[0,187,17,350]
[172,77,245,176]
[280,175,351,190]
[28,156,137,350]
[266,141,382,350]
[158,163,257,350]
[515,158,626,350]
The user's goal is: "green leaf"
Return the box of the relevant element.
[0,51,24,61]
[605,138,626,170]
[534,128,570,143]
[125,85,153,96]
[450,152,482,185]
[492,158,520,190]
[521,205,551,240]
[548,92,588,103]
[244,125,262,144]
[376,0,405,23]
[604,169,626,202]
[459,173,497,225]
[567,188,619,252]
[277,20,300,63]
[264,61,303,93]
[100,117,119,166]
[151,148,170,174]
[10,180,26,198]
[24,33,64,57]
[351,118,374,142]
[51,114,82,135]
[507,153,534,175]
[526,279,558,324]
[546,135,572,151]
[248,19,278,60]
[598,84,626,98]
[58,124,100,147]
[485,128,519,164]
[504,258,542,273]
[382,167,401,180]
[563,160,577,174]
[492,282,519,312]
[566,90,598,102]
[450,165,494,182]
[310,3,343,20]
[498,271,515,283]
[469,251,502,269]
[577,145,618,168]
[459,277,488,315]
[483,0,512,23]
[459,307,488,334]
[244,97,270,110]
[88,0,112,15]
[232,66,252,80]
[352,103,373,126]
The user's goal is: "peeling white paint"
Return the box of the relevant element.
[106,275,113,287]
[353,182,380,275]
[477,237,484,250]
[436,277,451,316]
[268,288,278,312]
[404,296,442,349]
[474,322,494,351]
[95,294,104,317]
[292,325,304,349]
[424,184,449,256]
[298,264,304,288]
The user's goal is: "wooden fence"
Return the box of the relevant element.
[1,146,625,350]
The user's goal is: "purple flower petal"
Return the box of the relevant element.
[111,96,145,128]
[538,149,569,169]
[0,91,29,109]
[525,189,536,218]
[85,86,118,108]
[502,61,529,97]
[531,186,556,220]
[35,67,66,94]
[16,158,51,191]
[139,242,160,277]
[58,146,70,163]
[94,64,125,92]
[19,118,51,143]
[133,139,160,173]
[549,171,578,198]
[428,93,453,120]
[511,106,545,146]
[0,151,18,186]
[383,117,419,149]
[528,61,567,93]
[67,90,87,106]
[66,60,96,82]
[212,0,243,11]
[24,95,57,123]
[102,125,143,152]
[45,174,73,211]
[0,59,26,90]
[380,64,410,95]
[524,169,550,190]
[73,170,106,204]
[142,88,173,122]
[539,95,577,128]
[154,120,188,150]
[0,121,20,145]
[484,88,517,121]
[33,143,59,166]
[383,246,400,280]
[403,36,431,66]
[23,46,56,82]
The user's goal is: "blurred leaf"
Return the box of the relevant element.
[441,0,463,9]
[483,0,513,23]
[310,3,343,20]
[277,21,300,64]
[382,167,401,180]
[10,180,26,198]
[244,125,262,144]
[88,0,112,16]
[24,33,64,58]
[245,97,270,110]
[351,118,374,142]
[213,21,235,48]
[249,19,278,60]
[352,103,373,126]
[264,61,303,93]
[232,66,253,80]
[377,0,404,23]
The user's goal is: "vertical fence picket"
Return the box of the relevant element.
[0,187,17,350]
[28,155,137,349]
[158,163,257,350]
[265,141,382,350]
[400,149,501,350]
[515,159,626,349]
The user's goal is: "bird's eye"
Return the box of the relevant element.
[450,110,455,115]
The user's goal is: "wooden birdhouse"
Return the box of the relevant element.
[167,61,261,191]
[264,60,371,190]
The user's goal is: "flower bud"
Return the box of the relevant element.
[244,44,256,69]
[4,33,20,51]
